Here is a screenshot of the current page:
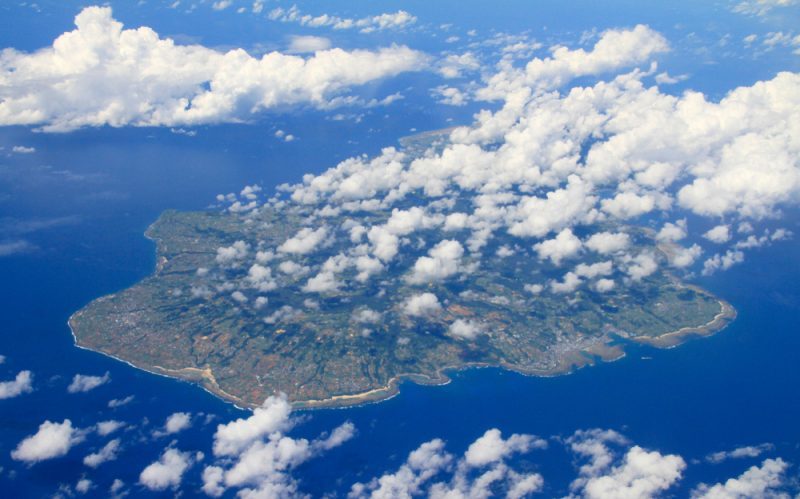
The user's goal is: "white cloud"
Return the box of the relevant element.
[0,7,426,131]
[433,85,469,106]
[269,6,417,34]
[278,227,329,255]
[247,263,278,292]
[733,0,798,17]
[439,52,481,79]
[203,394,354,497]
[448,319,483,340]
[704,225,732,243]
[0,370,33,399]
[11,420,84,463]
[353,308,382,324]
[212,395,293,457]
[351,429,546,499]
[139,448,193,491]
[706,443,774,464]
[108,395,134,408]
[623,252,658,281]
[601,191,656,219]
[657,220,688,243]
[568,429,685,499]
[163,412,192,435]
[75,478,92,494]
[96,420,125,436]
[349,439,453,498]
[702,250,745,276]
[303,270,341,293]
[216,241,249,264]
[84,438,121,468]
[655,72,689,85]
[464,429,546,467]
[278,260,310,276]
[403,293,442,317]
[585,232,630,255]
[581,446,686,499]
[551,271,583,293]
[212,0,232,10]
[407,239,464,284]
[534,228,583,265]
[574,261,613,279]
[67,372,110,393]
[287,35,331,54]
[314,422,356,452]
[11,145,35,154]
[478,24,669,99]
[668,244,703,268]
[692,458,789,498]
[594,278,615,292]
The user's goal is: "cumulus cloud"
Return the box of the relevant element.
[594,278,616,292]
[623,252,658,281]
[448,319,483,340]
[704,225,732,243]
[139,448,194,491]
[84,438,121,468]
[204,394,354,497]
[702,250,745,276]
[551,271,583,294]
[534,228,582,265]
[349,439,452,498]
[580,446,686,499]
[161,412,192,435]
[247,263,278,292]
[601,191,657,219]
[668,244,703,268]
[585,232,630,255]
[0,7,426,131]
[464,429,546,467]
[212,395,293,457]
[303,271,341,293]
[403,293,442,317]
[278,227,329,255]
[216,241,249,264]
[67,372,110,393]
[657,220,688,243]
[568,429,685,499]
[439,52,481,79]
[407,239,465,284]
[0,370,33,399]
[478,24,669,99]
[351,428,546,499]
[11,420,85,463]
[575,260,614,279]
[692,458,789,498]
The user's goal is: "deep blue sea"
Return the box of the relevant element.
[1,0,800,497]
[1,115,799,497]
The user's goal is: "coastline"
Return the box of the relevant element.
[70,291,736,411]
[67,215,738,412]
[69,291,736,411]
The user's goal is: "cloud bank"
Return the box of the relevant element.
[0,7,427,131]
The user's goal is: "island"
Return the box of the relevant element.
[69,130,736,409]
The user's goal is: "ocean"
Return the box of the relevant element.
[1,0,799,496]
[1,116,799,497]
